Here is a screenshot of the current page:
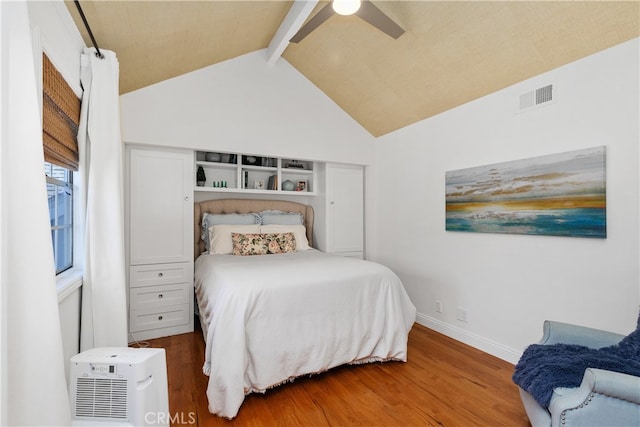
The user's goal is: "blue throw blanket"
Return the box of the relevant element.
[513,322,640,408]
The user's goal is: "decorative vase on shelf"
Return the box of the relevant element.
[282,180,295,191]
[196,166,206,187]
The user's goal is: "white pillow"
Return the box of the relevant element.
[209,224,261,255]
[260,224,310,251]
[259,210,303,225]
[201,212,261,251]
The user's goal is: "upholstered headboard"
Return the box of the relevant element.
[194,199,314,260]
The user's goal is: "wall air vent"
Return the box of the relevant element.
[519,83,555,112]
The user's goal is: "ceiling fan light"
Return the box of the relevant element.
[333,0,361,16]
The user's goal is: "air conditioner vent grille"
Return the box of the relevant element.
[536,84,553,104]
[519,83,555,112]
[75,377,128,420]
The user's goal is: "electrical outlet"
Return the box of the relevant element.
[456,307,468,323]
[435,300,443,313]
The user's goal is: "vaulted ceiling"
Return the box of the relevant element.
[65,1,639,136]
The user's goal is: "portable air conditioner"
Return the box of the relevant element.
[69,347,169,426]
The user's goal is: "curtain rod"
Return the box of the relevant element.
[74,0,104,59]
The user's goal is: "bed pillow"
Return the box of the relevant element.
[259,224,310,251]
[259,210,303,225]
[209,224,261,255]
[231,232,297,256]
[202,213,261,251]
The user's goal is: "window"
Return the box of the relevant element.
[45,162,73,274]
[42,53,81,275]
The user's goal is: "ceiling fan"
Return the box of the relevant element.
[289,0,405,43]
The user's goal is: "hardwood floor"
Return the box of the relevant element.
[141,321,530,426]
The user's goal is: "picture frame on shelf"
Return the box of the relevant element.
[296,180,307,192]
[255,180,265,190]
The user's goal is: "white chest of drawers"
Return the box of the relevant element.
[128,263,193,339]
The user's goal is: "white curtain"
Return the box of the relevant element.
[0,1,71,425]
[78,48,128,350]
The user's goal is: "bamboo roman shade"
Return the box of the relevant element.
[42,53,81,171]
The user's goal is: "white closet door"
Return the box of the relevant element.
[128,148,193,265]
[327,164,364,255]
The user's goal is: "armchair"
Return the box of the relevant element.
[516,320,640,427]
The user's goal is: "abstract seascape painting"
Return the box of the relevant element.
[445,146,606,238]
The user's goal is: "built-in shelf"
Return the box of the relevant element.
[194,151,316,196]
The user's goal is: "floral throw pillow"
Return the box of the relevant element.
[231,232,297,256]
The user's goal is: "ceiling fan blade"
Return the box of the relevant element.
[356,1,405,39]
[290,3,335,43]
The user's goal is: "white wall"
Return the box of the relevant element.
[120,50,376,165]
[373,38,640,363]
[27,1,83,96]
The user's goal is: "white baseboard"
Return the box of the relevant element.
[415,312,522,365]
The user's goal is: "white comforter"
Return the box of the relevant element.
[194,249,416,419]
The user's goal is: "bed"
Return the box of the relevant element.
[193,199,416,419]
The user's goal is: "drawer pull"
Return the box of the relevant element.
[158,272,164,278]
[158,294,163,299]
[158,315,163,321]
